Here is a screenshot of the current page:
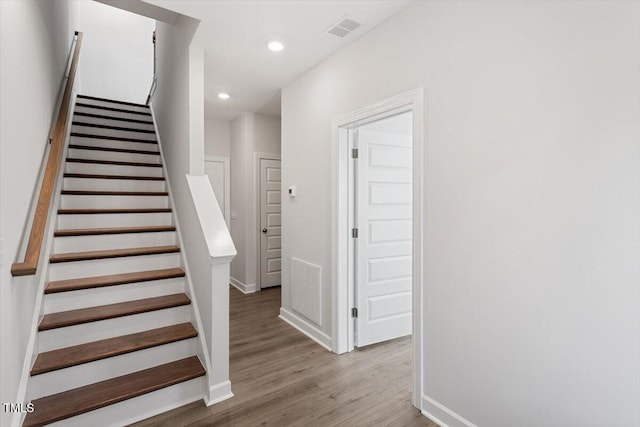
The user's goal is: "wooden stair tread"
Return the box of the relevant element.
[39,293,191,331]
[70,132,157,144]
[23,356,205,427]
[68,144,159,156]
[58,208,172,214]
[72,121,156,134]
[45,267,185,294]
[73,111,154,125]
[54,225,175,238]
[75,102,151,116]
[61,190,168,196]
[31,323,197,375]
[64,173,165,181]
[67,157,162,168]
[50,245,179,263]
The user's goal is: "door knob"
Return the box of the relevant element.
[262,228,268,233]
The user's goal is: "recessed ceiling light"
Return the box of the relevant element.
[268,41,284,52]
[217,92,230,100]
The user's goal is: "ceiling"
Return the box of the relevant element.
[143,0,413,121]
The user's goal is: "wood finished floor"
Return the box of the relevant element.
[131,286,437,427]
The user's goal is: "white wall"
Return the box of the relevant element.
[78,0,154,104]
[229,115,250,285]
[281,1,640,426]
[0,1,78,424]
[205,118,231,158]
[229,113,281,290]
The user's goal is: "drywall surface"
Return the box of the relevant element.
[77,0,154,104]
[229,113,281,290]
[281,1,639,426]
[229,115,249,285]
[205,118,231,158]
[152,15,220,363]
[0,1,78,424]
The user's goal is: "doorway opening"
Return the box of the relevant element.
[332,88,424,407]
[257,154,282,289]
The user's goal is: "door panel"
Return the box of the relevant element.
[260,158,282,288]
[356,125,412,347]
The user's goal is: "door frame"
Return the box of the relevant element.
[331,88,424,408]
[254,152,281,290]
[204,155,231,227]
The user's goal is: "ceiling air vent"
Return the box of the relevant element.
[327,17,361,38]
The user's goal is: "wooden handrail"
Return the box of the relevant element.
[11,32,83,277]
[145,30,157,105]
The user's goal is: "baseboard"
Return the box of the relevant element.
[205,380,234,406]
[279,307,332,351]
[421,395,477,427]
[230,277,257,294]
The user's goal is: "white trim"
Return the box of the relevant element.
[279,307,332,351]
[230,276,257,294]
[331,88,425,409]
[422,395,478,427]
[204,155,231,227]
[254,152,281,290]
[205,380,234,406]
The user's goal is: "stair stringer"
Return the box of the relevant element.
[13,94,78,427]
[147,107,215,397]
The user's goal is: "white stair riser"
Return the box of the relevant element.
[66,162,163,177]
[68,148,160,164]
[38,305,192,352]
[60,194,169,210]
[71,125,156,142]
[70,136,158,152]
[76,98,150,114]
[57,212,172,229]
[72,115,155,132]
[53,231,176,255]
[74,105,152,122]
[63,177,166,192]
[48,252,181,281]
[43,278,186,314]
[28,338,198,399]
[45,377,205,427]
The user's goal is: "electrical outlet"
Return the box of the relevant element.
[231,210,237,220]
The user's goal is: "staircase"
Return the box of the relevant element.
[23,95,206,427]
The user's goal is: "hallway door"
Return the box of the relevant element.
[355,113,413,347]
[260,158,282,288]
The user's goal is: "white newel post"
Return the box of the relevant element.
[208,254,234,404]
[185,175,236,406]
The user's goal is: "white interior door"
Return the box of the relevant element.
[355,122,412,347]
[205,158,230,227]
[260,158,282,288]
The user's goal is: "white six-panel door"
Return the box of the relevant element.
[260,158,282,288]
[355,127,412,347]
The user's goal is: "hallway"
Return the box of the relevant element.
[132,287,436,426]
